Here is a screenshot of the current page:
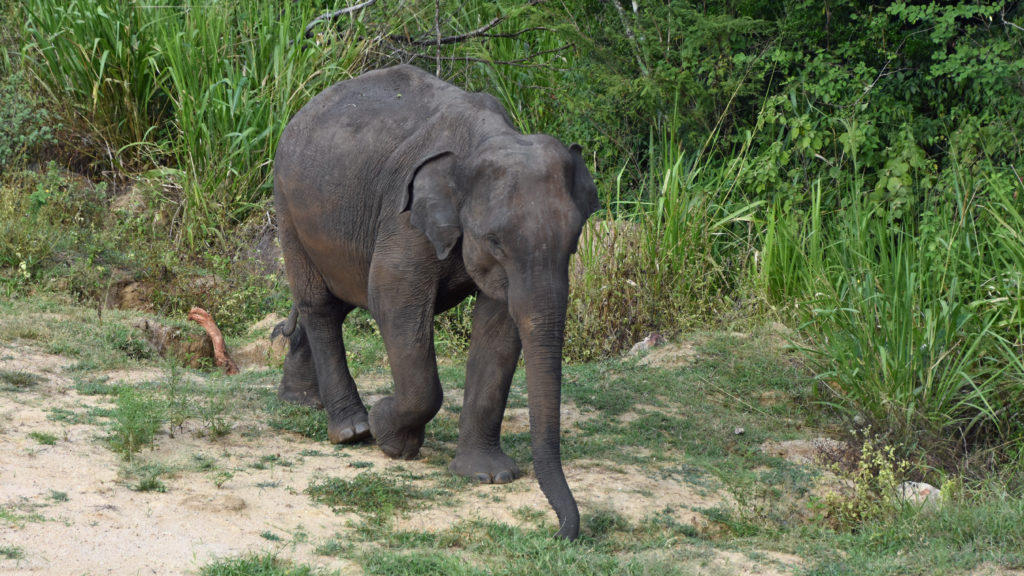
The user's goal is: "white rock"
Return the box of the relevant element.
[897,481,942,505]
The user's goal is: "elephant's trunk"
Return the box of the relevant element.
[514,277,580,541]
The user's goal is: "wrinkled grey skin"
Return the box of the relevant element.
[274,65,598,540]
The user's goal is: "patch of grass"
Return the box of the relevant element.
[191,454,217,471]
[212,471,234,489]
[108,386,165,460]
[360,520,669,575]
[803,495,1024,575]
[0,504,45,527]
[46,407,91,425]
[0,369,44,390]
[306,473,417,521]
[74,377,121,396]
[260,531,282,542]
[199,553,323,576]
[132,475,167,493]
[251,454,293,470]
[28,431,57,445]
[266,397,327,442]
[0,545,24,560]
[315,537,352,557]
[123,462,174,493]
[49,490,69,502]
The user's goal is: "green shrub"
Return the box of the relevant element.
[0,71,56,167]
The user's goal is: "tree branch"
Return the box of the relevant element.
[400,42,574,68]
[390,0,549,46]
[304,0,378,39]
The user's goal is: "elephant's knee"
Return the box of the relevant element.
[397,385,443,427]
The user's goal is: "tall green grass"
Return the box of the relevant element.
[22,0,168,152]
[766,165,1024,455]
[22,0,372,245]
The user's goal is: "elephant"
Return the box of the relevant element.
[273,64,599,540]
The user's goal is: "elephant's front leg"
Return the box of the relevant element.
[450,293,522,484]
[367,269,444,460]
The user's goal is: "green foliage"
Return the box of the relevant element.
[0,163,109,295]
[795,172,1024,451]
[0,545,24,560]
[0,71,56,168]
[814,437,910,531]
[108,386,165,460]
[20,0,371,245]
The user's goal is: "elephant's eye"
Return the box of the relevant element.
[485,234,504,255]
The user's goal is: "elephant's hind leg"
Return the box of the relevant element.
[277,319,323,408]
[280,228,369,444]
[450,294,522,484]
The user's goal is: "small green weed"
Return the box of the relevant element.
[212,471,234,488]
[315,538,351,557]
[260,531,282,542]
[49,490,68,502]
[108,387,165,460]
[133,475,167,493]
[28,431,56,445]
[0,545,24,560]
[191,454,217,471]
[252,454,293,470]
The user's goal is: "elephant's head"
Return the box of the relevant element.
[405,135,599,539]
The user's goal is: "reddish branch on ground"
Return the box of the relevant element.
[187,307,239,375]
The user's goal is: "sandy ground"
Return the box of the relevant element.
[0,341,801,575]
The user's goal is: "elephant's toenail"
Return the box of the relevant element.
[473,472,491,483]
[494,471,513,484]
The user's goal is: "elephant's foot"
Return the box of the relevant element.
[277,385,323,409]
[368,397,425,460]
[450,450,520,484]
[327,407,371,444]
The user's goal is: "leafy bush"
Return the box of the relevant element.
[0,72,56,168]
[814,436,910,531]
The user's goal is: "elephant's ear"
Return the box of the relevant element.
[569,144,600,220]
[406,151,462,260]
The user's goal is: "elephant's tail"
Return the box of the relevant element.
[281,306,299,337]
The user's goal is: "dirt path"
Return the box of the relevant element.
[0,342,800,575]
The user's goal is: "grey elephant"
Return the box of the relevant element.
[273,65,598,540]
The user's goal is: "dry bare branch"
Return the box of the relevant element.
[304,0,379,39]
[187,307,239,375]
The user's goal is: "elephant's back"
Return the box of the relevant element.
[279,65,460,158]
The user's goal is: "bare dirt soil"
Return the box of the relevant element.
[0,340,802,576]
